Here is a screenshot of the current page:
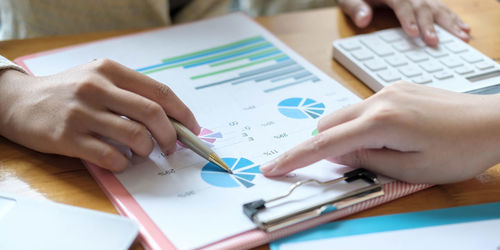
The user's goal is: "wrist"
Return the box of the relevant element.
[0,69,34,134]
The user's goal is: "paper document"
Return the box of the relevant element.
[21,13,378,249]
[271,202,500,250]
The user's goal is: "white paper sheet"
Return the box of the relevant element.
[22,13,373,249]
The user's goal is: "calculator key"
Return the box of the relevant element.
[339,41,361,51]
[435,29,454,43]
[378,30,404,42]
[425,46,448,58]
[360,37,394,57]
[475,61,494,71]
[392,40,417,52]
[440,57,463,68]
[445,42,468,53]
[409,38,427,47]
[411,75,432,84]
[455,66,474,75]
[377,70,401,82]
[434,71,454,80]
[363,59,387,71]
[406,51,429,62]
[351,50,374,61]
[384,55,408,67]
[399,65,422,77]
[460,53,483,63]
[420,61,443,73]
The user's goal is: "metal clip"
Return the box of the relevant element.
[243,168,384,232]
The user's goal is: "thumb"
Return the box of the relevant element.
[338,0,373,28]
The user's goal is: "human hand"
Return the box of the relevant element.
[0,59,199,171]
[338,0,470,46]
[260,82,500,184]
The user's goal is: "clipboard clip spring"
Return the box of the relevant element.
[242,168,384,232]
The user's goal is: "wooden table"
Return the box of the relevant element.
[1,0,499,249]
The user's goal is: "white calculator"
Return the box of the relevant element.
[332,26,500,94]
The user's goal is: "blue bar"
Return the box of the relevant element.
[239,60,295,77]
[271,69,307,82]
[232,65,303,85]
[136,37,265,72]
[183,44,273,68]
[249,50,282,61]
[276,56,290,62]
[264,76,317,93]
[195,60,296,90]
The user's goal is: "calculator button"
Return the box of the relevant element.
[405,51,429,62]
[378,30,404,42]
[384,55,408,67]
[434,71,454,80]
[377,70,401,82]
[399,65,422,77]
[339,41,361,51]
[475,61,494,71]
[435,29,454,43]
[410,38,427,47]
[351,50,374,61]
[460,53,483,63]
[440,57,463,68]
[455,66,474,75]
[411,75,432,84]
[363,59,387,71]
[392,40,417,52]
[445,43,468,53]
[425,46,448,58]
[420,62,443,73]
[360,37,394,57]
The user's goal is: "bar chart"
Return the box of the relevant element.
[136,36,320,93]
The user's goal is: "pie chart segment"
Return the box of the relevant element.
[201,157,261,188]
[278,97,326,119]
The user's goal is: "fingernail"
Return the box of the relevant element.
[426,29,436,39]
[458,21,470,30]
[354,6,369,25]
[458,30,469,40]
[260,159,277,174]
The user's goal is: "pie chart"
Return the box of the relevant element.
[201,157,261,188]
[278,97,325,119]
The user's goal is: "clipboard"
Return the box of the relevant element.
[14,13,431,250]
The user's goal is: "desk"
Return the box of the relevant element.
[1,0,499,249]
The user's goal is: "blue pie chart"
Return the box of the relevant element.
[201,157,261,188]
[278,97,325,119]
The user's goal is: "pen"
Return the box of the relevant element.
[169,119,233,174]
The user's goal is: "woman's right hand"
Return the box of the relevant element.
[0,59,200,171]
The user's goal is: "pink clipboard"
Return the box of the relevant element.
[14,15,431,249]
[84,161,429,250]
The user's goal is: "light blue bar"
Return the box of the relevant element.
[270,202,500,250]
[249,50,282,61]
[239,60,295,77]
[231,65,302,85]
[136,37,265,72]
[264,76,317,93]
[271,69,308,82]
[183,44,273,68]
[276,56,290,62]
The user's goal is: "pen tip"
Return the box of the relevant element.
[210,154,233,174]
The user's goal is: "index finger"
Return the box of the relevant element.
[260,118,373,177]
[92,59,200,134]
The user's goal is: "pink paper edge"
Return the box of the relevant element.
[13,13,432,249]
[84,161,177,250]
